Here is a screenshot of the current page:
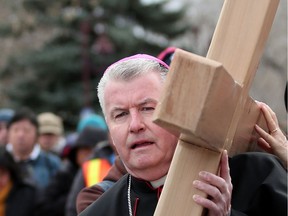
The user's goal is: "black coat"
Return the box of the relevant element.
[79,152,287,216]
[5,181,36,216]
[66,143,115,216]
[229,152,287,215]
[34,161,78,216]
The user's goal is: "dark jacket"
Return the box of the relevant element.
[65,141,115,216]
[0,146,36,216]
[34,127,108,216]
[10,148,62,189]
[78,152,287,216]
[5,181,36,216]
[34,162,78,216]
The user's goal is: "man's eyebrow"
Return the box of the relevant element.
[139,98,158,106]
[110,107,126,115]
[109,98,158,118]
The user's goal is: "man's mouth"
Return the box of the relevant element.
[131,141,154,149]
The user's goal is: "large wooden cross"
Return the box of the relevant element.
[152,0,280,215]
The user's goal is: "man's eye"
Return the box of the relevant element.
[115,112,128,119]
[142,107,155,112]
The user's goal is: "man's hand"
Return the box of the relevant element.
[193,150,232,216]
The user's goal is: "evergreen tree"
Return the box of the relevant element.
[0,0,188,129]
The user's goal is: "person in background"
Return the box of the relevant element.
[0,109,14,146]
[255,101,288,169]
[5,108,62,189]
[0,146,36,216]
[37,112,65,157]
[76,155,126,214]
[34,126,108,216]
[65,115,114,216]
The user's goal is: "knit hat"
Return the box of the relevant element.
[68,127,108,165]
[75,127,108,148]
[0,108,14,122]
[77,114,107,132]
[37,112,64,135]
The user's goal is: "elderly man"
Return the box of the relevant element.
[79,54,287,216]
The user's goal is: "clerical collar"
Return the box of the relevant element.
[6,143,41,162]
[150,175,167,189]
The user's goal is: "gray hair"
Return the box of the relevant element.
[97,57,169,114]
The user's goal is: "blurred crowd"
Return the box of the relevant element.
[0,107,114,216]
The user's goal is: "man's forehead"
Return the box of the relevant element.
[10,119,36,127]
[105,71,160,91]
[103,72,162,112]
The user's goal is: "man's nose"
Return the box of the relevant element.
[129,111,145,133]
[16,129,26,137]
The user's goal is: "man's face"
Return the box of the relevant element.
[38,133,59,151]
[8,119,37,158]
[104,71,178,180]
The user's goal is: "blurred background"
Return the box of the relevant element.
[0,0,286,132]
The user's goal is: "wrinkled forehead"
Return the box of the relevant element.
[104,72,163,111]
[98,54,168,115]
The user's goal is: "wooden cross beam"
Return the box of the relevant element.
[152,0,279,215]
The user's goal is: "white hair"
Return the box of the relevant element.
[97,57,168,115]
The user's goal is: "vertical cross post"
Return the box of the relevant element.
[153,0,279,215]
